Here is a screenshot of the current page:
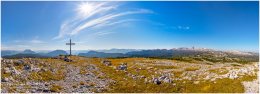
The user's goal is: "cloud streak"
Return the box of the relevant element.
[12,36,46,45]
[53,2,153,40]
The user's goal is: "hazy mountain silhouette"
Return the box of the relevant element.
[78,51,126,58]
[1,50,20,56]
[46,50,68,57]
[21,49,36,54]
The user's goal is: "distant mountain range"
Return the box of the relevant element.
[78,48,258,57]
[78,51,126,58]
[1,49,138,57]
[1,49,68,58]
[95,48,140,54]
[22,49,36,54]
[44,50,68,57]
[1,48,259,62]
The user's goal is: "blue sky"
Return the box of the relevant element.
[1,1,259,51]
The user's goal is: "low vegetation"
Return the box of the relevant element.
[50,85,63,92]
[29,70,65,81]
[185,67,200,71]
[1,56,258,93]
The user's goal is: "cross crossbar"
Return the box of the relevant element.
[66,43,75,45]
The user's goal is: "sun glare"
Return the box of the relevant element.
[77,2,95,16]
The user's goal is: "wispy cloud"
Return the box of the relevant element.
[2,44,31,50]
[53,2,153,40]
[170,26,190,30]
[94,31,116,36]
[29,39,45,44]
[92,19,141,29]
[12,36,46,44]
[17,45,31,48]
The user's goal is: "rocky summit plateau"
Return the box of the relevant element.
[1,54,259,93]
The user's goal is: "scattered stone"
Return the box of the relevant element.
[159,75,167,81]
[64,56,73,62]
[153,78,161,85]
[147,67,153,70]
[41,68,48,72]
[101,60,112,66]
[24,64,32,71]
[32,67,41,72]
[118,63,127,71]
[140,75,146,78]
[10,67,20,75]
[64,58,72,62]
[14,60,25,66]
[228,71,238,79]
[2,77,9,82]
[242,79,259,93]
[163,77,172,83]
[87,64,97,70]
[144,78,148,83]
[3,68,11,74]
[31,89,36,93]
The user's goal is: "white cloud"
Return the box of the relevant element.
[29,39,45,44]
[17,45,30,48]
[14,40,22,43]
[92,19,140,29]
[13,36,45,44]
[53,2,153,40]
[1,44,31,50]
[95,31,115,36]
[171,26,190,30]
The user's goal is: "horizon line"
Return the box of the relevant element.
[1,47,259,52]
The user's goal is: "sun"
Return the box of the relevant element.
[77,2,95,16]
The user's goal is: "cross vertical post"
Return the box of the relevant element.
[66,39,75,56]
[70,39,71,56]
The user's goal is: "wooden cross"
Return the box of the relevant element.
[66,39,75,56]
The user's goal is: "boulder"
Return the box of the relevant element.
[32,68,41,72]
[41,68,48,72]
[153,78,161,85]
[140,75,146,78]
[10,67,20,75]
[2,77,9,82]
[163,77,172,83]
[14,60,25,66]
[159,75,167,81]
[87,65,97,70]
[24,64,32,71]
[144,78,148,83]
[118,63,127,70]
[62,56,73,62]
[64,58,72,62]
[3,68,11,74]
[101,60,112,66]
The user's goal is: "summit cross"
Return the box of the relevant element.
[66,39,75,56]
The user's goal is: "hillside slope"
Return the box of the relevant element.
[1,56,259,93]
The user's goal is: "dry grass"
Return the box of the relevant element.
[80,67,87,74]
[172,71,183,78]
[92,57,256,93]
[80,81,85,85]
[153,65,178,69]
[50,85,63,92]
[185,67,200,71]
[29,70,65,81]
[3,56,256,93]
[209,68,228,75]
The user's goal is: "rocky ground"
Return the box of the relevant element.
[1,56,259,93]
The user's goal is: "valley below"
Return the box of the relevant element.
[1,56,259,93]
